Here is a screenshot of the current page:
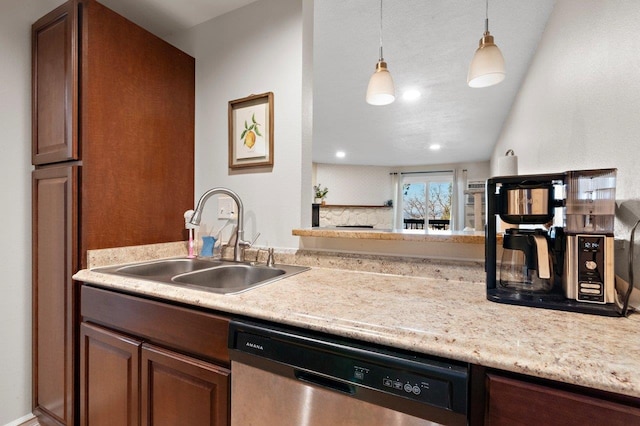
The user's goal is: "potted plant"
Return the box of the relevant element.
[313,184,329,204]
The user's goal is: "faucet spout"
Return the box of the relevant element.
[189,187,245,262]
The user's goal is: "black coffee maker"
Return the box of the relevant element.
[485,170,620,316]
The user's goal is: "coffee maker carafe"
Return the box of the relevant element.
[500,229,553,293]
[485,169,620,316]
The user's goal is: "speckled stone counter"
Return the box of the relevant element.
[291,228,503,261]
[74,246,640,399]
[292,227,488,244]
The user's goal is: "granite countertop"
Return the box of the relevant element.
[292,228,488,244]
[74,250,640,400]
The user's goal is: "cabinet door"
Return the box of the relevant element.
[485,373,640,426]
[141,344,230,426]
[32,165,78,425]
[32,1,78,165]
[80,323,141,426]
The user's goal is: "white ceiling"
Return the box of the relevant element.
[98,0,556,167]
[99,0,260,37]
[313,0,557,166]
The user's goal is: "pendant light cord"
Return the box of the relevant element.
[484,0,489,34]
[378,0,384,61]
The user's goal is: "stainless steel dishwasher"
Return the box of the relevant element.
[228,320,469,426]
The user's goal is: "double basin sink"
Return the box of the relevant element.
[95,257,309,295]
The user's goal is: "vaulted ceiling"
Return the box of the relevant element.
[99,0,557,167]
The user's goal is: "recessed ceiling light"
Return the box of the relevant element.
[402,89,421,101]
[336,151,346,158]
[429,144,441,151]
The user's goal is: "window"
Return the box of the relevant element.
[402,172,454,230]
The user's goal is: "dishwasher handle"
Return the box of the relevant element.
[295,370,356,396]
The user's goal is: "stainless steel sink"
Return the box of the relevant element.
[173,264,287,293]
[94,257,309,294]
[115,258,225,277]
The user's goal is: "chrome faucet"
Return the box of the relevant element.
[189,187,250,262]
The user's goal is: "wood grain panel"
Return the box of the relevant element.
[32,166,78,424]
[79,0,195,254]
[141,344,230,426]
[80,323,141,426]
[485,373,640,426]
[32,1,77,164]
[32,1,195,423]
[81,286,230,365]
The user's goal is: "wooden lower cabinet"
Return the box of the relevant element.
[141,344,230,426]
[80,323,230,426]
[484,373,640,426]
[80,323,140,426]
[32,166,78,426]
[80,286,231,425]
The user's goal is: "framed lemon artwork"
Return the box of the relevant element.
[228,92,274,169]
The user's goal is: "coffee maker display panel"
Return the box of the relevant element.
[564,235,615,304]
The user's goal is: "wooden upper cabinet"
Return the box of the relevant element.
[79,0,195,252]
[32,1,78,165]
[32,0,195,256]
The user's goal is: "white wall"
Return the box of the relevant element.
[491,0,640,285]
[0,1,65,423]
[167,0,304,250]
[314,161,490,204]
[314,161,490,230]
[396,162,490,182]
[491,0,640,235]
[314,163,393,205]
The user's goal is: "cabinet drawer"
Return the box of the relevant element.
[81,285,230,366]
[485,373,640,426]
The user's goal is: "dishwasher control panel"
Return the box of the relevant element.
[229,320,469,418]
[350,362,452,408]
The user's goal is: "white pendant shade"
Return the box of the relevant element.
[366,61,395,105]
[467,33,505,88]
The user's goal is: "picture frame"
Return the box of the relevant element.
[228,92,274,169]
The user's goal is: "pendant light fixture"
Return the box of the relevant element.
[366,0,395,105]
[467,0,505,88]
